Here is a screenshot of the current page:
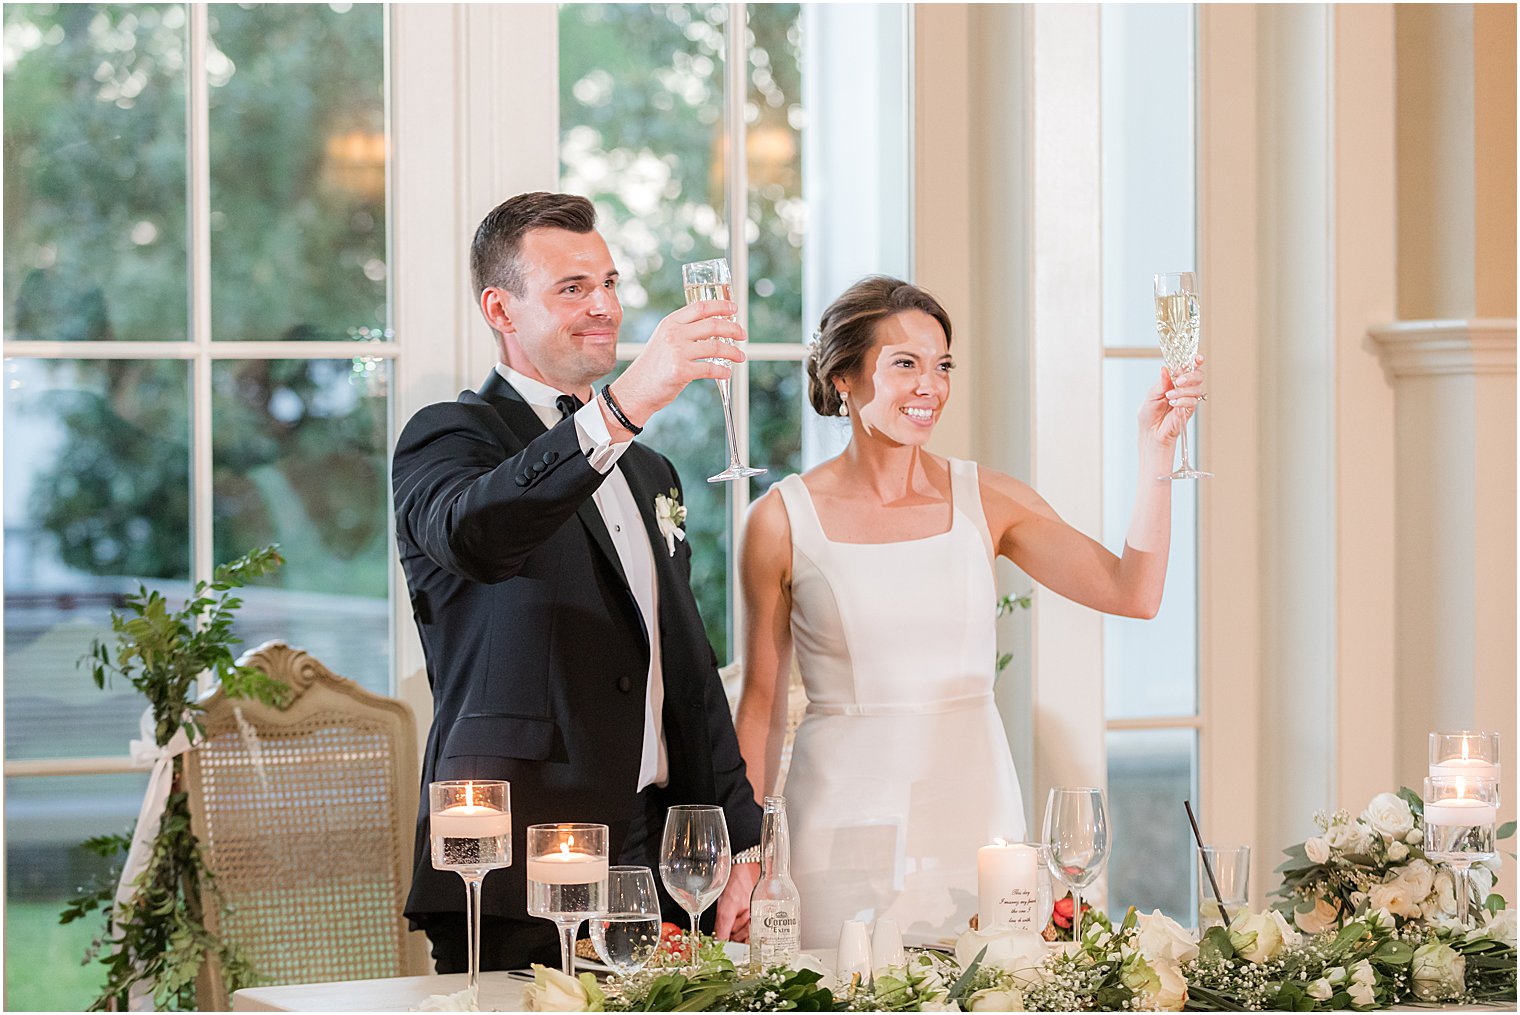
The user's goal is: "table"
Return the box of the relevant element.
[232,972,528,1011]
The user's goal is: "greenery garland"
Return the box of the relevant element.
[59,546,290,1011]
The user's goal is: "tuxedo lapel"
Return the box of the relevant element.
[477,370,631,593]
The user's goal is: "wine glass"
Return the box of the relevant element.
[429,780,511,1006]
[681,257,765,483]
[659,804,732,966]
[1424,776,1499,928]
[1042,787,1109,944]
[527,823,610,977]
[590,866,662,979]
[1153,271,1212,480]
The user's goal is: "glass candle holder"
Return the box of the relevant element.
[527,823,610,976]
[429,780,511,1006]
[1423,775,1498,928]
[1429,731,1502,791]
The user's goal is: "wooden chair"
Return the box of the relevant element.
[185,641,429,1009]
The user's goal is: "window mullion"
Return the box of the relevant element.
[188,2,214,592]
[725,1,751,663]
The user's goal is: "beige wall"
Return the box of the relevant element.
[1474,3,1517,318]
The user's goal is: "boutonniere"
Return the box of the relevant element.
[653,489,686,557]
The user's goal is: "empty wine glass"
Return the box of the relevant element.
[429,781,511,1007]
[591,866,662,978]
[1042,787,1110,943]
[659,804,732,966]
[681,257,765,483]
[1153,271,1211,480]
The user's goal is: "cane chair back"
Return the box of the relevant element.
[718,659,808,794]
[186,641,427,1008]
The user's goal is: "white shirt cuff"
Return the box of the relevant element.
[573,397,632,474]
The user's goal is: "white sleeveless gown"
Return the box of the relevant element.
[775,459,1026,949]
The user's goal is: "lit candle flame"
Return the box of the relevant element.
[466,783,474,808]
[560,839,571,857]
[1462,739,1471,761]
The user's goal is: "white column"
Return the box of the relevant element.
[1367,319,1517,898]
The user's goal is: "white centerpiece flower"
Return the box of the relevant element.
[954,926,1047,987]
[521,964,605,1012]
[1360,792,1415,841]
[1134,909,1199,964]
[1228,909,1301,964]
[966,987,1025,1012]
[1410,942,1466,1001]
[1367,879,1422,920]
[1293,896,1341,935]
[1305,836,1331,864]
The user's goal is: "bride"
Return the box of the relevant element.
[734,276,1203,948]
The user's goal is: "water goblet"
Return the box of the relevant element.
[1424,776,1499,928]
[1042,787,1109,943]
[1153,271,1211,480]
[681,257,765,483]
[590,866,662,979]
[429,780,511,1006]
[1196,845,1250,931]
[527,823,610,977]
[659,804,731,966]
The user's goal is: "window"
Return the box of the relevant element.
[557,2,911,660]
[3,4,393,1007]
[1098,3,1202,923]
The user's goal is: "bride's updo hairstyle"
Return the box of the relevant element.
[806,276,953,417]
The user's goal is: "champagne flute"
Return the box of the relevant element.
[1042,787,1109,944]
[590,866,662,978]
[527,823,610,977]
[429,780,511,1006]
[681,257,765,483]
[1153,271,1212,480]
[659,804,732,966]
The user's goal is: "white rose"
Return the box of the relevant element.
[1367,879,1422,920]
[1150,959,1189,1011]
[1305,837,1331,864]
[1410,941,1466,1001]
[1396,859,1436,901]
[1228,909,1300,964]
[1325,965,1347,984]
[1135,909,1200,964]
[1350,959,1375,986]
[1324,821,1370,853]
[1387,840,1409,861]
[1478,906,1518,946]
[1405,827,1423,844]
[1293,896,1341,935]
[1348,981,1376,1007]
[954,927,1046,987]
[1119,954,1187,1012]
[1433,869,1458,916]
[966,987,1025,1012]
[521,964,603,1012]
[1307,978,1334,1001]
[1361,793,1415,840]
[417,987,480,1012]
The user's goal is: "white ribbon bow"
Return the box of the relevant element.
[115,706,200,1011]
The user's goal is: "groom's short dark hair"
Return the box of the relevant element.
[808,276,953,417]
[471,192,598,299]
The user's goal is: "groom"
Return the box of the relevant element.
[394,192,763,970]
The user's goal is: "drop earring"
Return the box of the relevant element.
[838,391,849,417]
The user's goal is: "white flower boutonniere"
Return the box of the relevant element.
[654,488,686,557]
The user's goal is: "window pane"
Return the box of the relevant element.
[4,4,189,343]
[208,3,388,342]
[6,772,150,1010]
[559,2,727,342]
[1103,357,1198,718]
[212,358,391,691]
[1106,728,1197,923]
[1100,3,1195,349]
[749,359,805,498]
[745,4,803,344]
[4,358,190,760]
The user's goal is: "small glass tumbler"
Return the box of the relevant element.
[1429,731,1502,794]
[1197,845,1249,932]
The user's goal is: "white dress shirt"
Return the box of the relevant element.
[493,365,668,789]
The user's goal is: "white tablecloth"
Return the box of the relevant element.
[232,971,528,1012]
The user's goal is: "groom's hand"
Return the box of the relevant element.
[714,861,759,942]
[604,300,747,436]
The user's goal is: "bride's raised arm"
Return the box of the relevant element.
[734,489,794,806]
[981,357,1203,619]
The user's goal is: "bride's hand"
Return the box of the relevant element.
[1139,354,1205,449]
[713,862,759,942]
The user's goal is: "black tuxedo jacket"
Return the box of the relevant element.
[393,370,761,924]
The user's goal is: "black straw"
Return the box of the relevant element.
[1185,799,1229,928]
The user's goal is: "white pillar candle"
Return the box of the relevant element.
[1424,797,1498,827]
[526,850,611,885]
[977,840,1038,931]
[431,804,511,839]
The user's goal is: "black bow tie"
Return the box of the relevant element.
[555,393,585,420]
